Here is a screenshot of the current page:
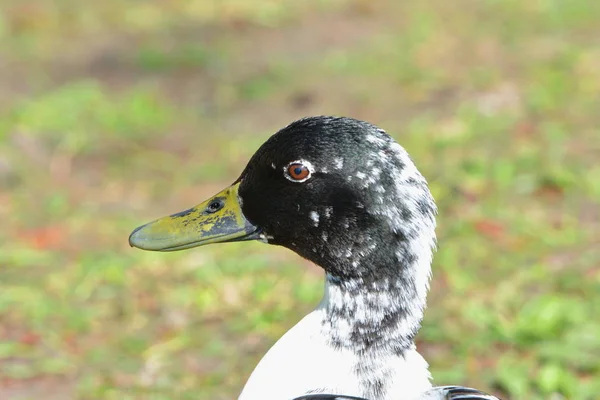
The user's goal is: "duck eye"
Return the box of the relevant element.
[286,163,311,182]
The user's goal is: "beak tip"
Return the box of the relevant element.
[128,225,146,249]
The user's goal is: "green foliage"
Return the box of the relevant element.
[10,82,172,153]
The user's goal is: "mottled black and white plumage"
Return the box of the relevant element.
[132,116,500,399]
[229,117,500,399]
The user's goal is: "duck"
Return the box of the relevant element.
[129,116,500,400]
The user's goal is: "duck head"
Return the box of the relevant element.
[129,116,436,283]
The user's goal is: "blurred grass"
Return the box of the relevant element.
[1,0,599,399]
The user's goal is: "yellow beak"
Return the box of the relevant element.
[129,182,259,251]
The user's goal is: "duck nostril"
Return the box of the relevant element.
[206,200,224,213]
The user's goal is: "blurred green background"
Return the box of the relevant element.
[1,1,599,399]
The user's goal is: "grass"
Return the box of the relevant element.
[1,0,599,399]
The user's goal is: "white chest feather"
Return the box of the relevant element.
[238,309,432,400]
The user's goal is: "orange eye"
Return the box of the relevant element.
[287,163,310,181]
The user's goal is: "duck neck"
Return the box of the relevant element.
[318,243,433,356]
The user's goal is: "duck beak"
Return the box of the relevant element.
[129,182,259,251]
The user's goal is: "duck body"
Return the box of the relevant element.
[129,116,500,400]
[295,386,500,400]
[239,291,432,400]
